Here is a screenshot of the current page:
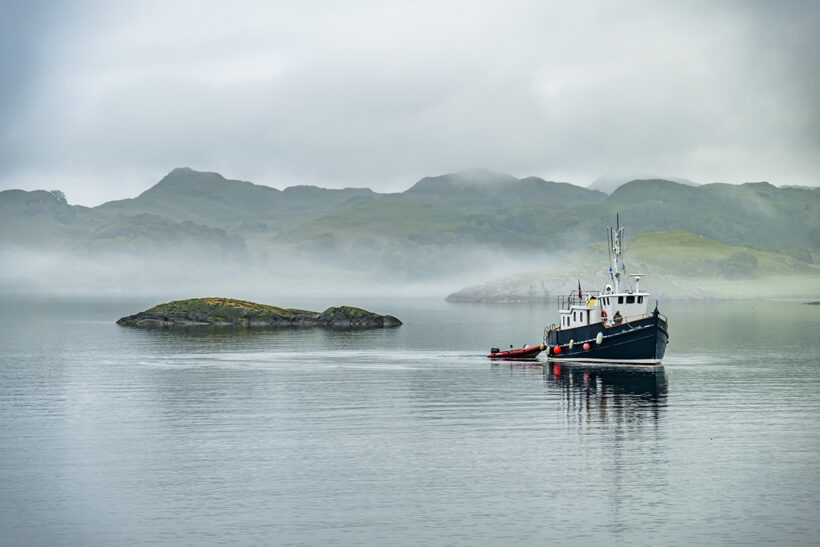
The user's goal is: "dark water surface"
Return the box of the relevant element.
[1,296,819,545]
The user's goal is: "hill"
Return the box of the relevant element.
[405,168,605,208]
[95,168,283,225]
[1,167,818,295]
[589,174,698,194]
[602,180,819,251]
[0,189,102,248]
[72,213,248,262]
[273,175,819,276]
[446,230,820,301]
[95,167,378,233]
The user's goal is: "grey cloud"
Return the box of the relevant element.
[1,0,818,205]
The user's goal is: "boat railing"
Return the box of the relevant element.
[627,312,648,324]
[544,324,557,344]
[557,291,601,310]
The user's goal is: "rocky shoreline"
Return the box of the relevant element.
[116,297,402,328]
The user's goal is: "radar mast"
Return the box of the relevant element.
[607,214,625,293]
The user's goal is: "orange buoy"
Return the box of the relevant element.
[583,343,590,350]
[554,346,562,354]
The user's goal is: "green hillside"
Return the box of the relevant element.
[578,230,814,278]
[1,167,818,294]
[272,169,606,263]
[0,189,102,248]
[95,167,378,233]
[73,213,249,262]
[273,175,819,276]
[601,180,819,251]
[447,230,820,302]
[94,168,282,225]
[404,168,605,210]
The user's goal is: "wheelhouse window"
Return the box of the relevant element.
[638,296,643,303]
[626,296,635,304]
[618,296,624,304]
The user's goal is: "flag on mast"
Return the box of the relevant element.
[578,280,582,299]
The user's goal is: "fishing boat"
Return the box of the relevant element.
[487,344,544,360]
[543,216,669,364]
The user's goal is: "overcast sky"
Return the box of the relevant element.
[1,0,818,205]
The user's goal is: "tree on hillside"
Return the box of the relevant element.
[49,190,67,204]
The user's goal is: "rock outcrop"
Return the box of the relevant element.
[116,297,401,328]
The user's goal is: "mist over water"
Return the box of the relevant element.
[0,244,568,300]
[3,165,816,303]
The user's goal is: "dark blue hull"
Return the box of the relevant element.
[546,309,669,364]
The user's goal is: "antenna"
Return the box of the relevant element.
[621,217,626,287]
[608,214,625,293]
[607,225,612,267]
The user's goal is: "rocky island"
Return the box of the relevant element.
[116,297,402,328]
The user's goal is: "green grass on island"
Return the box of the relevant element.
[118,298,402,328]
[144,297,317,323]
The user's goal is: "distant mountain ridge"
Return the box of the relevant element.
[589,174,698,194]
[405,168,605,208]
[1,167,818,293]
[94,167,378,230]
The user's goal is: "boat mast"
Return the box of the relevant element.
[609,214,625,293]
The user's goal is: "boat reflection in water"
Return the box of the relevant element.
[546,362,668,425]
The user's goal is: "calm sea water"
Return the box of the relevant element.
[1,295,819,546]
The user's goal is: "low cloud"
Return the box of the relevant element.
[1,1,818,205]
